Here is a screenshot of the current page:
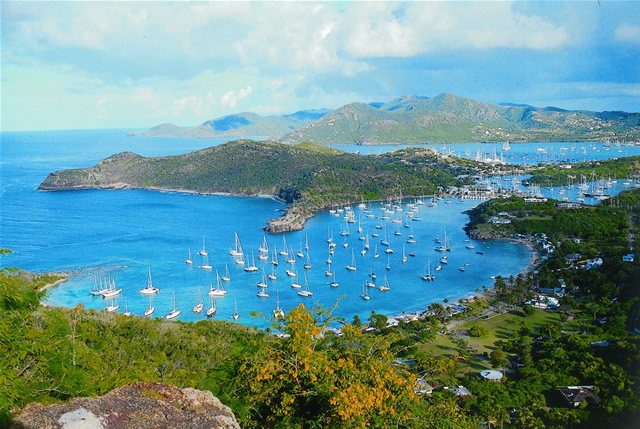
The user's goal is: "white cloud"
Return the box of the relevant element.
[615,23,640,44]
[221,86,253,109]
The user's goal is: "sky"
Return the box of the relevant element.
[1,0,639,132]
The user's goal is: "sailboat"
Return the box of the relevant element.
[232,298,239,321]
[296,240,305,258]
[257,268,269,288]
[378,275,390,291]
[89,275,109,296]
[402,245,407,263]
[329,271,339,288]
[324,261,333,276]
[291,271,302,289]
[297,272,313,297]
[105,297,119,312]
[244,251,259,272]
[230,232,244,257]
[165,291,181,320]
[257,287,270,298]
[279,236,289,256]
[258,235,269,260]
[198,254,213,270]
[305,234,310,251]
[271,245,279,266]
[206,295,217,318]
[209,271,227,297]
[303,252,312,270]
[184,248,193,264]
[502,141,511,151]
[421,260,435,281]
[197,237,208,256]
[220,264,231,282]
[374,244,380,258]
[119,296,129,316]
[360,282,371,300]
[144,295,154,317]
[285,246,296,264]
[385,253,391,271]
[435,229,451,252]
[102,277,122,299]
[345,249,357,271]
[273,289,285,318]
[268,263,277,280]
[193,286,204,313]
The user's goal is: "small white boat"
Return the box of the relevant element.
[440,255,448,264]
[220,264,231,282]
[165,291,181,320]
[230,232,244,257]
[184,248,193,265]
[257,288,270,298]
[209,271,227,297]
[360,283,370,301]
[257,268,268,288]
[345,249,357,271]
[329,272,339,288]
[102,277,122,299]
[198,254,213,270]
[144,295,154,317]
[197,236,208,257]
[273,289,285,318]
[206,295,217,318]
[297,272,313,297]
[89,275,109,296]
[378,275,390,292]
[105,297,119,313]
[123,297,131,316]
[244,251,259,272]
[268,264,277,281]
[232,298,239,321]
[193,286,204,313]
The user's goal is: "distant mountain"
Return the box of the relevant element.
[133,109,331,138]
[281,93,640,145]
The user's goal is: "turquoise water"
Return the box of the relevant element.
[0,129,562,328]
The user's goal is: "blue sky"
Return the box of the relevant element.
[1,0,639,131]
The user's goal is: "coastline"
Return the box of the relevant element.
[39,273,70,292]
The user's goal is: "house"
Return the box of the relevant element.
[584,258,603,270]
[557,386,600,408]
[444,386,472,397]
[524,196,548,203]
[556,202,583,209]
[414,378,433,395]
[479,370,503,382]
[489,216,512,225]
[623,254,635,262]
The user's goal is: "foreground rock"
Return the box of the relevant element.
[12,382,240,429]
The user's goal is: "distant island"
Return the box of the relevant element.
[38,140,484,232]
[133,93,640,144]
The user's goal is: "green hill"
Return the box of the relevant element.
[281,93,640,144]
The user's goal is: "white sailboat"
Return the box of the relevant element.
[257,288,270,298]
[378,275,390,291]
[193,286,204,313]
[360,282,370,300]
[279,236,289,256]
[329,271,339,288]
[303,252,312,270]
[268,263,277,280]
[105,297,119,312]
[231,297,239,321]
[291,271,302,288]
[271,245,279,266]
[257,268,269,288]
[374,244,380,258]
[273,289,285,319]
[197,237,208,256]
[244,251,259,272]
[230,232,244,257]
[258,235,269,260]
[305,234,310,251]
[209,270,227,297]
[324,261,333,276]
[102,277,122,299]
[421,260,435,281]
[184,248,193,264]
[206,295,217,317]
[220,264,231,282]
[285,245,296,264]
[165,291,181,320]
[144,295,154,317]
[297,272,313,297]
[198,254,213,270]
[89,275,109,296]
[402,245,407,263]
[435,229,451,252]
[123,296,132,316]
[345,249,357,271]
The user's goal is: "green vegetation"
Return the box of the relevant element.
[281,93,640,145]
[6,183,640,427]
[466,195,631,253]
[528,156,640,187]
[40,140,480,225]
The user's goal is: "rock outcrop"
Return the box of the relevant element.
[12,382,240,429]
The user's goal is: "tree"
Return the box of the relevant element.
[490,348,509,369]
[469,325,488,337]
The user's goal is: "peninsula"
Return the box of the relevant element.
[38,140,481,232]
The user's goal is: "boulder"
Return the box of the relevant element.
[12,382,240,429]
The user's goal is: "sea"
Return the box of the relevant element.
[2,129,637,329]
